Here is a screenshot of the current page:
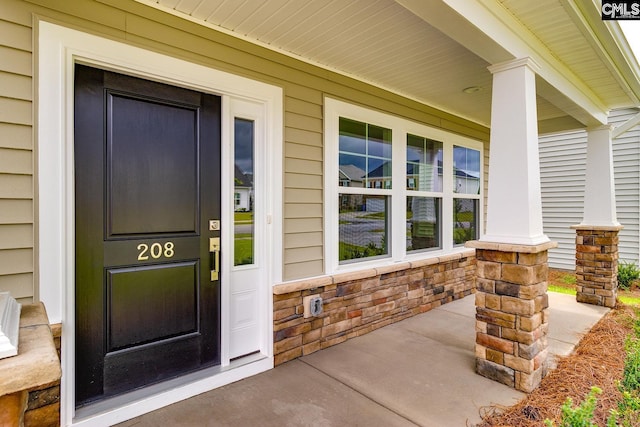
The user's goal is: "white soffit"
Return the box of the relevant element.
[144,0,498,126]
[432,0,610,126]
[500,0,640,108]
[140,0,640,130]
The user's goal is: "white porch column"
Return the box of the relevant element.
[482,57,549,245]
[468,57,555,393]
[581,125,620,227]
[571,125,622,308]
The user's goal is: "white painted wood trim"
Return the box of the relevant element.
[483,58,550,245]
[37,20,281,427]
[324,97,483,274]
[581,125,621,227]
[72,357,272,427]
[0,292,20,359]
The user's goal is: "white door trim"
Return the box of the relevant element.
[36,20,282,426]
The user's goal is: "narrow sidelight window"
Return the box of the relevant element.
[234,118,254,266]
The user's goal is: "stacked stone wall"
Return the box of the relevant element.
[273,251,476,365]
[469,243,555,393]
[573,226,621,308]
[24,384,60,427]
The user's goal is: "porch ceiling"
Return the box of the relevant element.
[140,0,640,134]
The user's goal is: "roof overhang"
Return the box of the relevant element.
[134,0,640,134]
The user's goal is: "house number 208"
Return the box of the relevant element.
[137,242,175,261]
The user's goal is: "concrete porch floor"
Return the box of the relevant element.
[116,292,609,427]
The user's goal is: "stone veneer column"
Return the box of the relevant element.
[571,225,623,308]
[467,241,557,393]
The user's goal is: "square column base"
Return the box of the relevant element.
[466,240,556,393]
[571,225,623,308]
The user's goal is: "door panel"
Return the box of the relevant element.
[74,65,221,407]
[107,93,199,236]
[107,262,199,351]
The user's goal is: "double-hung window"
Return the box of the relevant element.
[338,118,392,262]
[325,98,483,273]
[453,146,481,246]
[406,134,443,252]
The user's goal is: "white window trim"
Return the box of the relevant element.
[37,20,282,427]
[324,97,483,274]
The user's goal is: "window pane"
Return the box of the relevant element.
[453,198,478,245]
[453,146,481,194]
[407,196,441,251]
[339,154,366,187]
[234,118,254,266]
[339,118,366,155]
[339,117,392,188]
[366,157,392,189]
[367,124,392,158]
[407,135,443,192]
[339,194,389,262]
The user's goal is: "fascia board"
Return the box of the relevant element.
[416,0,610,125]
[611,22,640,104]
[564,0,640,107]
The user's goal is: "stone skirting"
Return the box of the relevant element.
[571,225,623,308]
[0,303,62,427]
[467,240,556,393]
[272,250,476,366]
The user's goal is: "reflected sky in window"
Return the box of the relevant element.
[235,119,253,175]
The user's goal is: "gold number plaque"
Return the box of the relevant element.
[137,242,175,261]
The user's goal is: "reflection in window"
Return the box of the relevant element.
[453,146,481,195]
[407,135,443,192]
[339,194,389,262]
[453,198,478,245]
[339,118,392,189]
[406,135,443,252]
[407,197,441,252]
[234,118,254,266]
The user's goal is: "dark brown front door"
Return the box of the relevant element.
[74,65,221,407]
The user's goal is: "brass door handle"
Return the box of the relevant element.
[209,237,220,281]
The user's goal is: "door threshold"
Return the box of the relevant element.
[72,353,271,427]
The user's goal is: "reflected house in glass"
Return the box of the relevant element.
[338,164,365,188]
[454,168,480,194]
[364,162,392,212]
[364,162,392,190]
[338,165,365,210]
[234,164,253,212]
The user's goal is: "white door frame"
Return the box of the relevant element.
[37,20,282,427]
